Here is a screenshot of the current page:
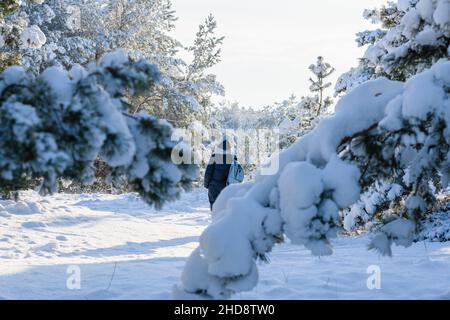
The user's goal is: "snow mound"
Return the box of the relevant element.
[0,200,43,215]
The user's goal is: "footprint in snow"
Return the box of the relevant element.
[21,221,46,229]
[0,211,11,217]
[6,201,42,215]
[34,242,59,253]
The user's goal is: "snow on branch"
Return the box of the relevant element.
[175,60,450,299]
[0,50,197,207]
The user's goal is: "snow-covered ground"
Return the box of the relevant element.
[0,189,449,300]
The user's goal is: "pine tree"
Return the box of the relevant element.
[1,0,97,72]
[336,0,450,95]
[308,56,335,116]
[274,57,335,148]
[133,13,225,128]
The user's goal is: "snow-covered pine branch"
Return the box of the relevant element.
[0,50,197,207]
[176,0,450,298]
[174,56,450,299]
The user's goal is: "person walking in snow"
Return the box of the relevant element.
[204,138,237,211]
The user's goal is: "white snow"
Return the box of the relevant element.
[322,155,361,208]
[0,66,28,88]
[99,50,129,67]
[211,182,253,219]
[277,159,357,256]
[0,190,210,299]
[401,9,421,38]
[40,67,73,105]
[398,0,415,12]
[381,219,416,247]
[434,0,450,27]
[363,44,385,64]
[20,25,47,49]
[402,62,446,121]
[5,102,40,142]
[2,201,42,215]
[1,189,449,299]
[279,162,323,209]
[417,0,437,22]
[415,26,440,46]
[380,96,404,131]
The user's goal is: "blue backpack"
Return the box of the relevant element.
[227,159,244,185]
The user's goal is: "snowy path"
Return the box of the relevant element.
[0,189,449,299]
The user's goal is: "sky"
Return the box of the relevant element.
[170,0,388,107]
